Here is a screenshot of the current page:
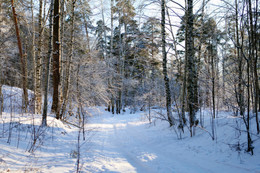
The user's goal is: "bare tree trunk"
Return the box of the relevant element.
[107,0,114,112]
[42,0,54,126]
[108,0,115,114]
[181,5,188,127]
[35,0,43,114]
[117,9,123,114]
[52,0,61,118]
[210,43,216,119]
[161,0,174,126]
[11,0,28,112]
[186,0,196,136]
[246,57,253,154]
[30,0,36,114]
[60,0,76,118]
[166,6,184,129]
[60,0,65,108]
[235,0,244,117]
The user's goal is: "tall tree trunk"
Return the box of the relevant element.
[35,0,43,114]
[210,43,216,119]
[60,0,76,119]
[181,2,188,127]
[11,0,28,112]
[166,6,184,129]
[42,0,54,126]
[186,0,196,136]
[117,9,123,114]
[30,0,36,114]
[247,56,253,154]
[161,0,174,126]
[0,4,3,116]
[52,0,61,118]
[60,0,65,108]
[248,0,259,134]
[108,0,115,114]
[235,0,244,116]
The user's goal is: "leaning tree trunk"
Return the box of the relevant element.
[52,0,61,118]
[11,0,28,112]
[161,0,174,126]
[42,0,54,126]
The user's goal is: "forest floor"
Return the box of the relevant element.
[0,86,260,172]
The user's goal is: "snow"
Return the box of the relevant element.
[0,85,260,172]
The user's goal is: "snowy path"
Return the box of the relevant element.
[82,112,258,173]
[0,107,259,172]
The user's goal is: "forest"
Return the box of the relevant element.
[0,0,260,172]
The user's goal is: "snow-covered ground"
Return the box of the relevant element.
[0,86,260,172]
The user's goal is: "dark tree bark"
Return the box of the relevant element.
[52,0,61,118]
[186,0,197,136]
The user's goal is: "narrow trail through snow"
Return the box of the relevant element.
[82,112,254,173]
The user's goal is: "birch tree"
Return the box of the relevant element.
[161,0,174,126]
[42,0,54,126]
[35,0,43,114]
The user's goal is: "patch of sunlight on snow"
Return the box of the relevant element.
[137,153,157,163]
[87,157,136,173]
